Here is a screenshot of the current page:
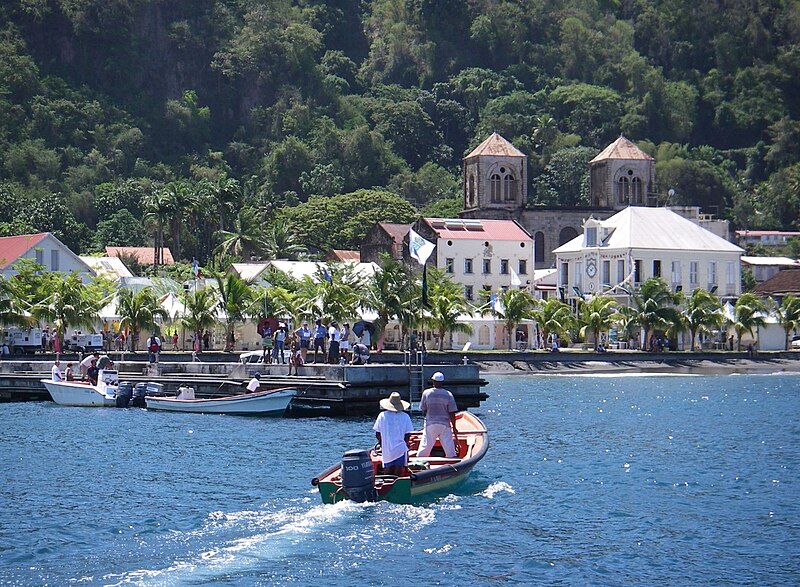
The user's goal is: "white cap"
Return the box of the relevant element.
[432,372,445,382]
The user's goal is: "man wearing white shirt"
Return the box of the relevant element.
[51,360,63,382]
[327,321,340,364]
[247,372,261,392]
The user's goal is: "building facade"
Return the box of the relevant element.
[0,232,95,281]
[416,218,534,302]
[553,207,743,305]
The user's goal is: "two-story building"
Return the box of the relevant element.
[553,207,743,305]
[416,217,534,302]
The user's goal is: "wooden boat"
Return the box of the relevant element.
[41,370,120,407]
[312,411,488,504]
[144,386,296,416]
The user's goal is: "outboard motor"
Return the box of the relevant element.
[145,382,164,396]
[116,381,133,408]
[340,449,376,503]
[131,382,148,408]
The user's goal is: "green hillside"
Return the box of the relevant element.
[1,0,798,260]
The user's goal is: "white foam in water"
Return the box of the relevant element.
[480,481,515,498]
[106,500,368,586]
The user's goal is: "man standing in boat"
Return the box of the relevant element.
[373,392,414,476]
[417,372,458,458]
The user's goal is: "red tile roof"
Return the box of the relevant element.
[465,132,526,159]
[590,135,653,163]
[0,232,49,269]
[423,218,532,241]
[106,246,175,265]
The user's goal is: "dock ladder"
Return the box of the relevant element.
[405,350,426,404]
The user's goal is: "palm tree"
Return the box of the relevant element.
[681,288,724,351]
[296,264,362,324]
[424,268,473,351]
[214,272,253,351]
[578,294,619,350]
[776,295,800,350]
[142,187,175,268]
[181,288,218,351]
[529,298,575,347]
[362,254,412,351]
[161,180,199,261]
[248,285,301,325]
[31,273,102,354]
[730,292,767,350]
[263,223,308,260]
[213,207,268,260]
[0,277,33,329]
[490,289,538,350]
[116,287,169,352]
[532,113,559,157]
[630,278,681,350]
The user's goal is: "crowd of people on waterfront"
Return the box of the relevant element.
[257,318,371,368]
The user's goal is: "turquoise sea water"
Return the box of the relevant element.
[1,373,799,586]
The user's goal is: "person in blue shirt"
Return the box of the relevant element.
[312,319,327,364]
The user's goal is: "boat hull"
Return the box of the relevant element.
[144,387,296,415]
[313,411,489,504]
[41,380,116,407]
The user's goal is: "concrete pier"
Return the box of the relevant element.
[0,358,488,416]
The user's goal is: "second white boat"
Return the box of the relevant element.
[144,386,296,416]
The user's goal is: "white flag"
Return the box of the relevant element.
[408,228,435,265]
[511,268,522,286]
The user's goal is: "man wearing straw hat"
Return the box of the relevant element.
[372,392,414,476]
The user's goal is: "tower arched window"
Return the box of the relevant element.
[631,177,643,204]
[616,177,630,204]
[534,231,545,264]
[468,175,476,207]
[503,174,516,201]
[490,174,501,202]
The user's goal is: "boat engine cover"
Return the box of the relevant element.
[116,381,133,408]
[340,450,376,503]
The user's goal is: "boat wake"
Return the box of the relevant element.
[102,498,435,586]
[479,481,515,498]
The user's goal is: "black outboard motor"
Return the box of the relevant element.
[340,450,376,503]
[116,381,133,408]
[131,382,148,408]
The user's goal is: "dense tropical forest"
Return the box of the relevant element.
[1,0,799,265]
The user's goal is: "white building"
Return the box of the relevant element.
[0,232,95,281]
[741,256,800,283]
[553,207,744,304]
[417,217,534,302]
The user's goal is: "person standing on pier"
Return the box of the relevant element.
[51,360,63,382]
[327,321,340,364]
[417,372,458,458]
[295,321,311,364]
[312,319,327,364]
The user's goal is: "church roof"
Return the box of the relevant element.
[465,132,526,159]
[553,207,743,254]
[590,135,653,164]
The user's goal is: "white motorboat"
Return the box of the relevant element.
[41,370,120,407]
[144,386,296,416]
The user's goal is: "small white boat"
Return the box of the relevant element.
[144,387,296,416]
[41,370,120,407]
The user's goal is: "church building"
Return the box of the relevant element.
[461,133,697,270]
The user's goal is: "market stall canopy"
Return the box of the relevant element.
[159,292,186,321]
